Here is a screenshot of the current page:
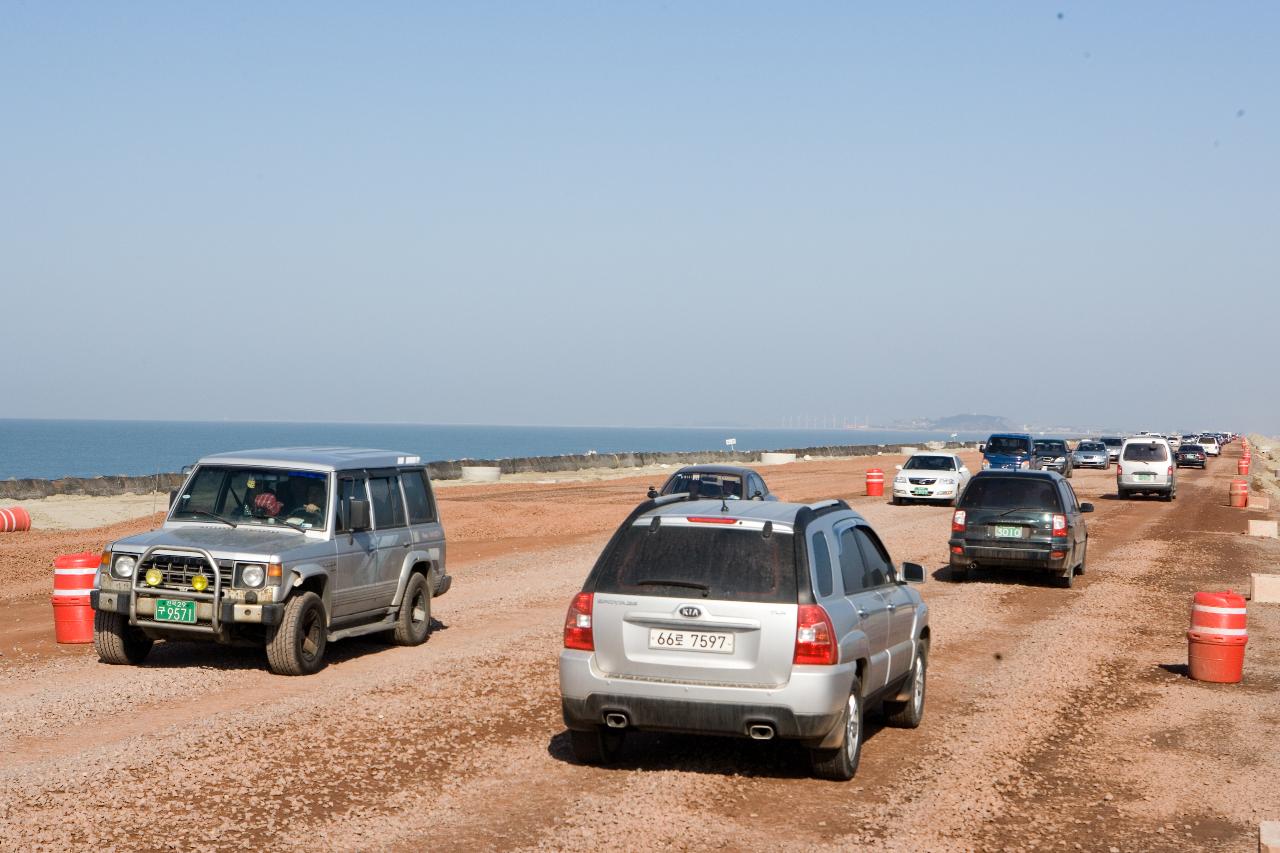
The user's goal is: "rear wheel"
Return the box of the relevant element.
[1118,487,1130,500]
[392,572,432,646]
[810,678,864,781]
[93,610,153,665]
[1057,566,1074,589]
[569,727,625,765]
[266,591,327,676]
[884,644,927,728]
[951,564,969,582]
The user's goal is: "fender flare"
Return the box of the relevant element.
[391,549,440,606]
[288,562,333,621]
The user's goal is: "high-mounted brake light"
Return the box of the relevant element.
[686,516,737,525]
[563,592,594,651]
[794,604,837,665]
[1052,514,1068,536]
[951,510,966,533]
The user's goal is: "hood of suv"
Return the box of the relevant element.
[112,523,322,561]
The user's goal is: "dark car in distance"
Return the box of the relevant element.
[1175,444,1207,468]
[948,470,1092,588]
[647,464,775,501]
[1031,439,1074,478]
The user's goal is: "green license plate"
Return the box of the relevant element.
[1136,473,1154,482]
[994,524,1023,539]
[912,487,930,496]
[155,598,197,623]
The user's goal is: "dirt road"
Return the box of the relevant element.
[1,448,1276,851]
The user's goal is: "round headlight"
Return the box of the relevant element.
[241,564,265,588]
[112,555,137,579]
[191,573,209,592]
[144,567,163,587]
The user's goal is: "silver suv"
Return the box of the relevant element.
[90,448,451,675]
[559,495,930,780]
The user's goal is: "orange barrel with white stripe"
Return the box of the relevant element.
[865,468,884,497]
[1188,591,1247,683]
[0,505,32,533]
[52,552,99,644]
[1229,479,1249,508]
[1238,457,1250,475]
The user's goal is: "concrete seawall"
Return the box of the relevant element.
[0,441,970,500]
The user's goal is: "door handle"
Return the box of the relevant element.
[856,608,868,618]
[885,604,897,612]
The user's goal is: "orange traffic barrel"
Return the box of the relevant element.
[52,552,99,644]
[1229,479,1249,508]
[866,468,885,497]
[1187,591,1247,683]
[1238,457,1250,476]
[0,505,31,533]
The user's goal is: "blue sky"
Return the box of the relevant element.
[2,3,1275,431]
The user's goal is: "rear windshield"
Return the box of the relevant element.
[986,436,1031,454]
[1179,446,1202,453]
[1198,436,1218,444]
[904,455,954,471]
[1123,443,1168,462]
[592,523,796,603]
[960,477,1061,511]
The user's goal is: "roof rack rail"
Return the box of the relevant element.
[806,498,850,514]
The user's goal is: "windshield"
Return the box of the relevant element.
[661,472,744,499]
[1123,443,1168,462]
[960,477,1061,511]
[1076,442,1105,452]
[1101,438,1123,448]
[904,455,955,471]
[1034,440,1068,454]
[986,436,1031,455]
[173,466,330,530]
[593,523,796,603]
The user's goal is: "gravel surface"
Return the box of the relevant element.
[1,447,1276,851]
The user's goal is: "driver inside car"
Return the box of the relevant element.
[286,479,326,527]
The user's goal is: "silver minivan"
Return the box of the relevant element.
[559,495,930,780]
[1117,437,1176,500]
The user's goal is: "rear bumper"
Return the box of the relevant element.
[1175,460,1206,468]
[558,650,852,743]
[949,539,1069,570]
[1118,478,1173,492]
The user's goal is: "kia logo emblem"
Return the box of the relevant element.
[679,606,702,618]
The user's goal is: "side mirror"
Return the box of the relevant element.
[752,490,764,500]
[1080,502,1094,513]
[901,562,926,584]
[348,499,371,531]
[647,487,659,499]
[894,464,903,471]
[978,443,986,453]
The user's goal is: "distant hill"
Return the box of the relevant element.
[895,413,1015,432]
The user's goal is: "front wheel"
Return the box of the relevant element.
[266,591,327,676]
[392,572,432,646]
[884,644,927,728]
[810,678,864,781]
[93,610,153,665]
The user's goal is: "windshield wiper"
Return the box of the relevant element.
[179,509,237,528]
[636,578,711,596]
[994,506,1048,519]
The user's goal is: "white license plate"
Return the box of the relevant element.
[649,628,734,654]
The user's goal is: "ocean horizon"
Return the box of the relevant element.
[0,418,990,480]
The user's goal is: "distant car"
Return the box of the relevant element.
[1072,440,1110,470]
[1099,437,1125,463]
[1031,439,1074,478]
[891,453,971,506]
[648,464,775,501]
[1117,437,1176,500]
[948,470,1092,588]
[1196,435,1221,457]
[1175,444,1207,468]
[981,433,1035,471]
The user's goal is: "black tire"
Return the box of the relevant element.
[810,678,864,781]
[891,496,902,506]
[1118,488,1130,500]
[883,644,927,728]
[1077,540,1087,575]
[392,572,432,646]
[1057,567,1074,589]
[266,591,327,676]
[569,727,625,765]
[93,609,153,665]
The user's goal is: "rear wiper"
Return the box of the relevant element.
[994,506,1048,519]
[637,578,711,597]
[178,509,237,528]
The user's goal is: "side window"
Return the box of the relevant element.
[748,475,762,497]
[837,527,866,596]
[369,476,407,529]
[401,470,437,524]
[854,527,893,588]
[1060,482,1078,513]
[336,477,368,532]
[810,531,834,598]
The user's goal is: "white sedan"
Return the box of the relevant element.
[892,452,972,506]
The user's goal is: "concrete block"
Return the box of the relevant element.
[759,452,796,465]
[1248,520,1279,538]
[899,447,918,455]
[460,466,501,483]
[1251,574,1280,604]
[1261,820,1280,853]
[1253,495,1272,511]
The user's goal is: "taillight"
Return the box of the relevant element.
[1052,514,1068,536]
[952,509,967,533]
[563,591,594,651]
[794,604,837,665]
[1168,465,1173,477]
[1116,465,1122,477]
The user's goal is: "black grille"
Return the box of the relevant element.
[908,477,937,485]
[140,554,223,590]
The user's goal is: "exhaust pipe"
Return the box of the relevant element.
[969,561,979,570]
[604,713,628,729]
[747,724,775,740]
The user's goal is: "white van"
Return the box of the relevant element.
[1117,437,1176,501]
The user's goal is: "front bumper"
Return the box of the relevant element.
[91,589,284,628]
[892,482,959,501]
[559,650,852,744]
[1073,457,1108,468]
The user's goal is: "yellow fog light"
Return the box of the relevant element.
[144,568,163,587]
[191,574,209,592]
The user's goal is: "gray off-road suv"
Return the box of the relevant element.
[559,494,930,780]
[90,448,451,675]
